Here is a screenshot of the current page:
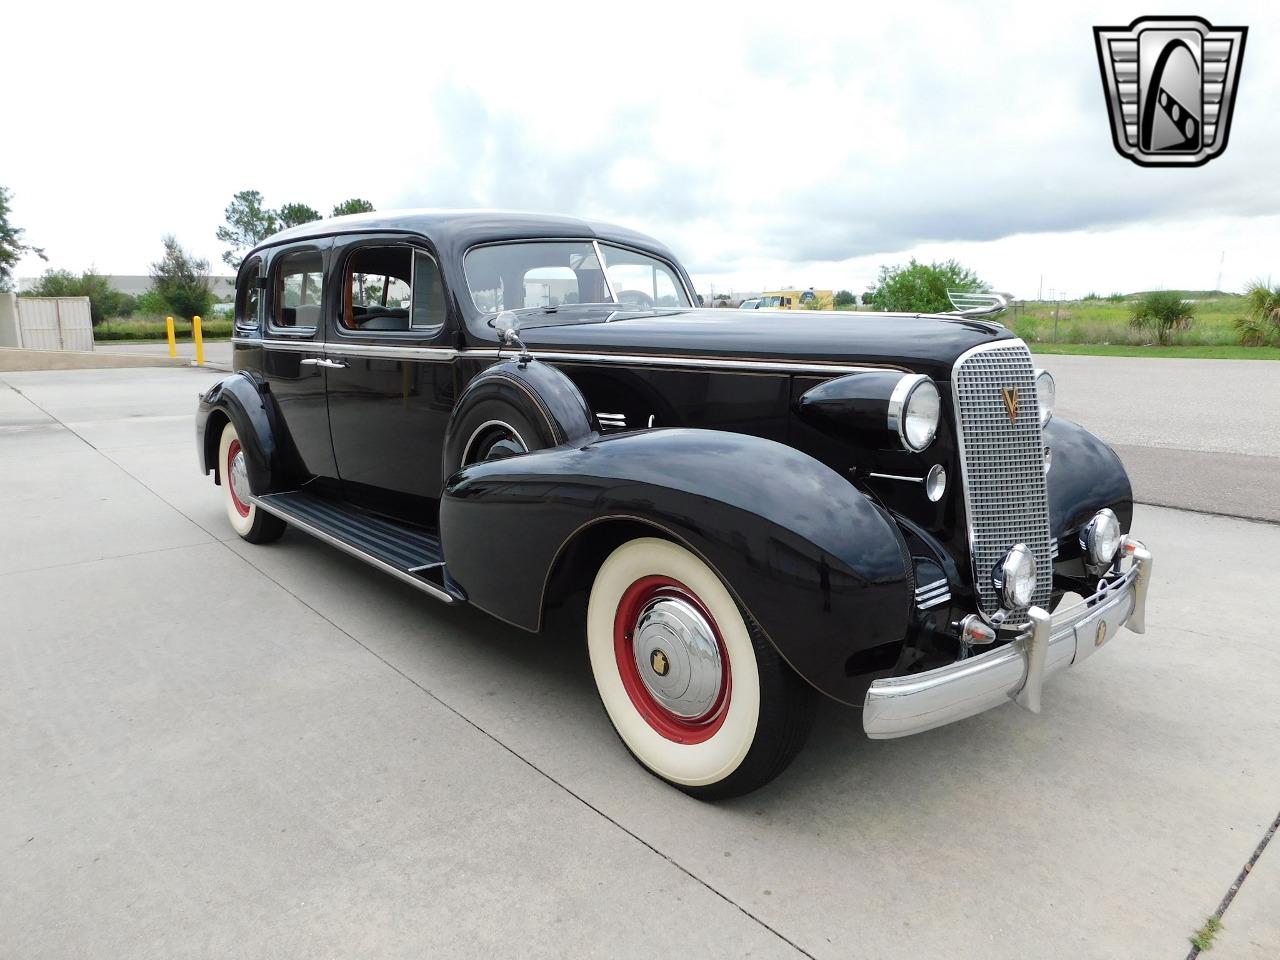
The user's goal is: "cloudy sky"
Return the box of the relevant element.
[7,1,1276,298]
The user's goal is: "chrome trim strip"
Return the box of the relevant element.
[232,337,898,377]
[248,495,457,604]
[918,594,952,610]
[864,545,1150,739]
[246,338,322,354]
[914,578,949,598]
[529,351,893,376]
[869,472,924,484]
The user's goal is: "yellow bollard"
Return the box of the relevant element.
[193,316,204,366]
[165,316,177,358]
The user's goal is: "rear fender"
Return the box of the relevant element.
[441,428,913,705]
[197,372,282,493]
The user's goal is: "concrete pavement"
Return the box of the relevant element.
[1039,354,1280,523]
[2,362,1278,959]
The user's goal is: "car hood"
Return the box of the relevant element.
[512,308,1016,381]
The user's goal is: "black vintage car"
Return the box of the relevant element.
[196,210,1152,798]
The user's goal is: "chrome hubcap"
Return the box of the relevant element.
[229,449,249,504]
[631,597,723,719]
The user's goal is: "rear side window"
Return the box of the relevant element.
[272,249,324,332]
[235,257,262,334]
[340,246,446,336]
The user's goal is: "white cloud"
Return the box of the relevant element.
[7,0,1277,297]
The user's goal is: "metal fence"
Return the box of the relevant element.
[4,297,95,351]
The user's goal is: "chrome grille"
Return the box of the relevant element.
[952,340,1052,626]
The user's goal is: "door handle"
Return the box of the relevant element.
[300,358,349,369]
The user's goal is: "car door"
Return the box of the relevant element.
[262,241,339,488]
[324,234,457,526]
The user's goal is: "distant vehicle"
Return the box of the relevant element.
[761,288,834,309]
[738,298,761,310]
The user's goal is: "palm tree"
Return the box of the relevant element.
[1237,280,1280,346]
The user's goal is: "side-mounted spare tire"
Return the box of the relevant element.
[442,359,596,480]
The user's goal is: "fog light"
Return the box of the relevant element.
[1080,509,1122,567]
[994,544,1037,609]
[925,464,947,502]
[958,614,996,645]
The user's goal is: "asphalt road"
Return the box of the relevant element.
[2,361,1277,959]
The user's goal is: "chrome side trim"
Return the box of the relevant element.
[864,543,1150,739]
[526,351,894,376]
[232,336,899,377]
[247,495,457,604]
[245,338,322,354]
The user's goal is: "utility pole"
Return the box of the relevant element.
[1215,251,1225,292]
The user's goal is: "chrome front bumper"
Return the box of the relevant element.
[863,540,1153,739]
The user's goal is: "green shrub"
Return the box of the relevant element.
[1129,291,1194,345]
[23,268,136,324]
[95,317,233,341]
[1237,280,1280,346]
[150,235,213,320]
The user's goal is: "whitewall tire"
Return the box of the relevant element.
[217,421,285,544]
[587,537,816,799]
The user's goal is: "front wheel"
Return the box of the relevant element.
[217,421,285,544]
[586,537,817,799]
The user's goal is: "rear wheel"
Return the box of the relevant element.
[217,421,285,544]
[586,537,816,799]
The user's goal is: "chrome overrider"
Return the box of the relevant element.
[863,537,1153,739]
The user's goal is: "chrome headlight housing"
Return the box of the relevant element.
[888,375,940,452]
[1080,508,1122,567]
[993,543,1037,609]
[1035,369,1055,427]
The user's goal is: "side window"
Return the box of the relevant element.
[411,251,446,334]
[271,249,325,332]
[235,257,262,334]
[342,246,412,333]
[340,246,446,337]
[599,244,689,308]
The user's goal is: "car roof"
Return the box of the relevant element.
[251,208,680,262]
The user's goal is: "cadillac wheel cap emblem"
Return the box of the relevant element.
[650,649,670,676]
[1094,16,1247,167]
[1096,620,1108,647]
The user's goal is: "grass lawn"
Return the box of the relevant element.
[1009,292,1247,348]
[1029,342,1280,360]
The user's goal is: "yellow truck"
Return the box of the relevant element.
[758,288,834,310]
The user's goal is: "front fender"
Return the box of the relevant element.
[197,372,282,493]
[440,428,913,705]
[1045,418,1133,548]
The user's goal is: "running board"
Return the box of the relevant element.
[249,491,462,604]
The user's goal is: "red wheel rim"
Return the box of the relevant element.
[226,438,251,518]
[613,575,731,744]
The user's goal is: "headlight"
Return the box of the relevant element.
[1035,369,1055,427]
[994,544,1037,609]
[1080,508,1121,567]
[888,375,940,452]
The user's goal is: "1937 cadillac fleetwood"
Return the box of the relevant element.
[196,210,1152,798]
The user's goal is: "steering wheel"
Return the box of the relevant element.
[617,289,655,308]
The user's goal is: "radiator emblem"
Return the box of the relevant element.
[1001,387,1020,424]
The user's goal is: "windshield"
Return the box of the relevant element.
[464,240,691,313]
